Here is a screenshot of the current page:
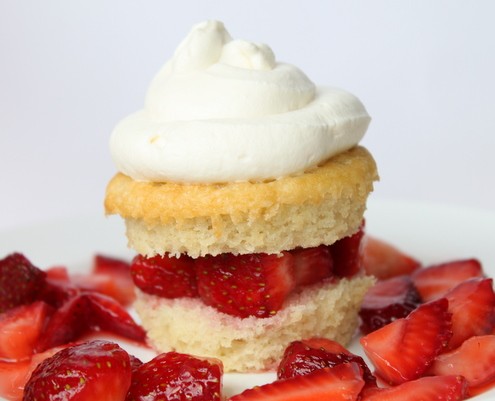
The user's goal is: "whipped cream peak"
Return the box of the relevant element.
[110,20,371,183]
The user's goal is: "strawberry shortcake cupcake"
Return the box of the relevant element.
[105,20,378,372]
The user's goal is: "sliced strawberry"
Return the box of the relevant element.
[328,221,365,277]
[359,275,422,334]
[360,298,452,385]
[444,278,495,350]
[196,252,295,318]
[361,236,421,279]
[86,292,146,342]
[37,293,145,351]
[429,335,495,391]
[0,301,52,361]
[71,272,135,307]
[412,259,483,302]
[0,345,67,401]
[131,253,198,298]
[0,253,46,313]
[126,351,223,401]
[24,340,132,401]
[230,363,365,401]
[361,375,468,401]
[290,245,333,287]
[92,254,130,276]
[277,339,376,389]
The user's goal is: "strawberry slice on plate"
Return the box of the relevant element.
[361,236,421,279]
[444,277,495,349]
[359,275,422,334]
[360,298,452,385]
[127,351,223,401]
[429,335,495,392]
[412,258,483,302]
[361,375,468,401]
[23,340,132,401]
[0,301,52,361]
[196,252,295,318]
[230,363,365,401]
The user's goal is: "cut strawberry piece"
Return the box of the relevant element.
[37,293,145,351]
[0,253,47,313]
[24,340,132,401]
[86,292,146,342]
[277,339,376,389]
[429,335,495,391]
[127,351,223,401]
[360,298,452,385]
[230,363,365,401]
[361,375,468,401]
[0,345,67,401]
[361,236,421,279]
[72,272,135,307]
[328,221,365,277]
[196,252,295,318]
[290,245,333,287]
[444,278,495,350]
[93,254,130,276]
[412,259,483,302]
[0,301,52,361]
[131,254,198,298]
[359,275,422,334]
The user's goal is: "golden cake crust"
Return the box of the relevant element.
[104,146,378,257]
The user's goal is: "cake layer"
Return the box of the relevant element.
[105,146,378,257]
[134,274,375,372]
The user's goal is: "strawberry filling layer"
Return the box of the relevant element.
[130,223,365,318]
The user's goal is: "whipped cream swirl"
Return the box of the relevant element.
[110,20,371,183]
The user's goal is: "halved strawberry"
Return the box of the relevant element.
[131,253,198,298]
[290,246,333,287]
[444,278,495,350]
[359,275,422,334]
[92,254,130,276]
[328,221,365,277]
[126,351,223,401]
[230,363,365,401]
[361,236,421,279]
[361,375,468,401]
[0,253,47,313]
[196,252,295,318]
[24,340,132,401]
[429,335,495,392]
[360,298,452,385]
[0,301,52,361]
[277,339,376,389]
[412,259,483,302]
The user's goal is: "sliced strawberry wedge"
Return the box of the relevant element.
[361,236,421,279]
[361,375,468,401]
[429,335,495,392]
[359,275,422,334]
[0,301,52,361]
[444,278,495,349]
[412,259,483,302]
[231,363,365,401]
[290,245,333,287]
[360,298,452,385]
[196,252,295,318]
[127,351,223,401]
[0,253,47,313]
[329,221,365,278]
[131,253,198,298]
[24,340,132,401]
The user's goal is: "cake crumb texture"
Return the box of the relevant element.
[134,275,375,372]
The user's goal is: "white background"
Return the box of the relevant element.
[1,0,494,233]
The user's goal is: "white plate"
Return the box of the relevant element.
[1,199,495,399]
